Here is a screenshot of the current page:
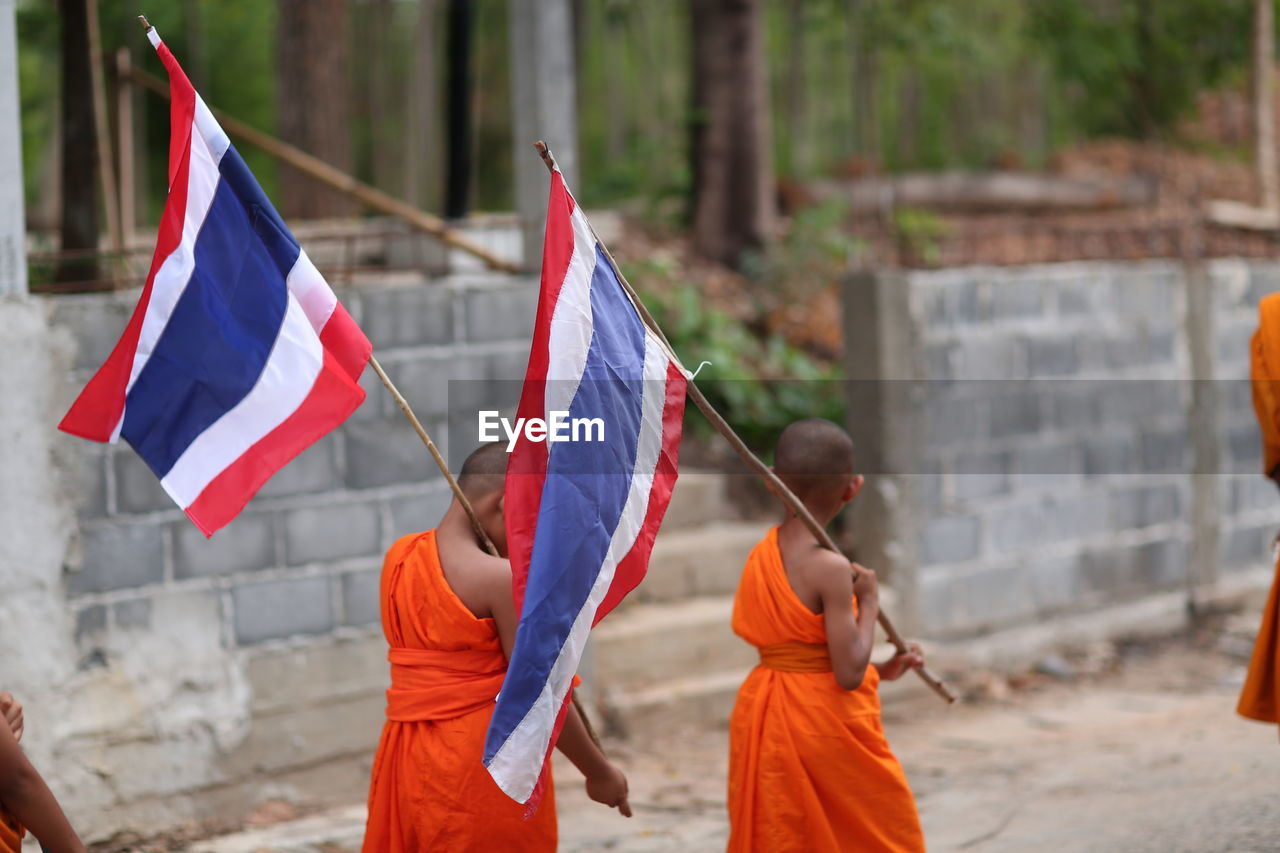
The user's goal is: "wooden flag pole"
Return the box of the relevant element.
[534,142,956,704]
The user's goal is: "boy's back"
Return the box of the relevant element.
[726,419,925,853]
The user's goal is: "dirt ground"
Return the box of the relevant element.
[555,627,1280,853]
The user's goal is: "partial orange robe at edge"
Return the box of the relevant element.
[727,527,925,853]
[361,530,558,853]
[1238,294,1280,729]
[0,808,22,853]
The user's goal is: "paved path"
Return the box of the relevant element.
[169,634,1280,853]
[557,638,1280,852]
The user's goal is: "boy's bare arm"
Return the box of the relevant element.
[0,712,85,853]
[815,554,879,691]
[476,559,631,816]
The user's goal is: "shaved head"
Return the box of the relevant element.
[458,443,507,499]
[774,418,855,502]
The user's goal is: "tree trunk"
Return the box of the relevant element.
[183,0,207,86]
[689,0,775,269]
[444,0,473,219]
[57,0,99,284]
[276,0,353,219]
[366,0,398,194]
[1256,0,1278,210]
[407,0,441,209]
[848,0,880,167]
[784,0,808,176]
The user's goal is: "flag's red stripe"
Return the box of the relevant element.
[320,301,372,381]
[595,361,688,622]
[505,171,577,612]
[184,347,366,536]
[58,61,197,442]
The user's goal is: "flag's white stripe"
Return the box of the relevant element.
[159,284,324,507]
[193,97,230,165]
[122,110,227,402]
[543,205,599,418]
[286,249,338,335]
[488,335,672,802]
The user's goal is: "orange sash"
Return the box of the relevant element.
[759,642,833,673]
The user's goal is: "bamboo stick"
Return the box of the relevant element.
[535,141,956,704]
[121,53,520,274]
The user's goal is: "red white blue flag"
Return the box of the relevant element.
[484,168,688,804]
[59,29,370,536]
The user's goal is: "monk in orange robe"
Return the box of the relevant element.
[1239,294,1280,732]
[728,419,926,853]
[0,692,85,853]
[362,444,631,852]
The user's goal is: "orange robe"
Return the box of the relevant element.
[361,530,558,852]
[0,808,22,853]
[1239,294,1280,729]
[727,528,924,853]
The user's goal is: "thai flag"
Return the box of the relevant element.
[58,29,370,536]
[483,168,688,804]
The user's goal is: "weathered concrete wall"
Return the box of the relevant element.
[0,268,536,840]
[846,260,1280,640]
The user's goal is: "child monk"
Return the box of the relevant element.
[1239,293,1280,732]
[361,443,631,852]
[727,418,926,853]
[0,692,86,853]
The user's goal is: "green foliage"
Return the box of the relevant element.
[1027,0,1255,138]
[12,0,1271,231]
[739,200,865,335]
[630,264,844,453]
[891,206,948,266]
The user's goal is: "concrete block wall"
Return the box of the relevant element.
[846,260,1280,641]
[0,265,539,840]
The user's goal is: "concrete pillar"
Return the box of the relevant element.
[1183,260,1221,612]
[843,268,925,634]
[508,0,578,272]
[0,0,26,297]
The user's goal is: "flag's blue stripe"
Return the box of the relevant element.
[485,245,646,762]
[123,145,300,479]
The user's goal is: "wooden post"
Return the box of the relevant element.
[536,141,956,704]
[0,0,25,297]
[86,0,122,260]
[115,48,135,250]
[1256,0,1278,212]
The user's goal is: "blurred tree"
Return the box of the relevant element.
[1028,0,1254,139]
[444,0,473,218]
[689,0,775,269]
[56,0,99,283]
[276,0,352,218]
[407,0,442,210]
